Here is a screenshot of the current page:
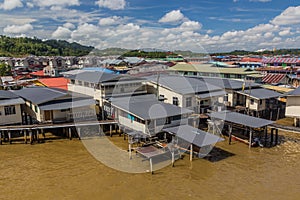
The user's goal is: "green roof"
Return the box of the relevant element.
[169,63,260,75]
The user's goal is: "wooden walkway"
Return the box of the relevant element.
[269,123,300,134]
[0,120,118,144]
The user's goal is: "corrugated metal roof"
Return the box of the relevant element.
[0,98,25,106]
[237,88,281,99]
[0,90,20,99]
[38,77,69,90]
[12,87,68,104]
[209,111,274,128]
[39,98,95,111]
[169,63,260,75]
[286,87,300,96]
[197,90,226,99]
[146,74,222,95]
[111,95,193,120]
[163,125,224,147]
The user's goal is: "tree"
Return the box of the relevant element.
[0,63,11,76]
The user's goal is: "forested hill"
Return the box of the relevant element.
[0,35,94,57]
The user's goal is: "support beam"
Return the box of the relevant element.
[110,125,112,137]
[228,124,232,145]
[190,144,193,162]
[129,143,132,159]
[264,126,268,147]
[171,151,175,167]
[68,128,72,140]
[150,158,153,174]
[36,129,39,143]
[0,130,2,145]
[270,128,274,147]
[8,131,12,144]
[275,129,279,146]
[249,128,252,149]
[29,130,33,144]
[23,130,27,144]
[78,128,81,140]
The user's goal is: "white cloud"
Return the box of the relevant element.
[3,24,33,34]
[159,10,185,24]
[52,26,72,39]
[271,6,300,25]
[63,22,76,30]
[99,16,123,26]
[0,0,23,10]
[95,0,126,10]
[30,0,80,8]
[179,21,202,31]
[279,28,291,36]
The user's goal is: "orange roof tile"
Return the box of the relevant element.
[38,77,69,90]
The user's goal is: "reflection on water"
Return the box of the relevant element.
[0,131,299,200]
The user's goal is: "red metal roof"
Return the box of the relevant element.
[38,77,69,90]
[240,57,262,62]
[262,74,286,84]
[30,70,47,77]
[262,58,299,64]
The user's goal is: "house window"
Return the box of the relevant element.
[186,97,192,107]
[173,97,179,106]
[4,105,16,115]
[84,82,89,87]
[250,99,254,105]
[223,94,228,102]
[259,99,263,105]
[78,81,82,86]
[34,105,38,113]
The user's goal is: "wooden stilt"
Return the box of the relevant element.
[29,130,33,144]
[129,143,132,159]
[110,125,112,137]
[270,128,274,146]
[0,130,2,145]
[36,129,39,143]
[68,128,72,140]
[171,151,175,167]
[8,131,12,144]
[23,130,27,144]
[249,129,252,149]
[228,124,232,145]
[78,128,81,140]
[41,129,45,139]
[190,144,193,162]
[275,129,278,145]
[150,158,153,174]
[264,126,268,147]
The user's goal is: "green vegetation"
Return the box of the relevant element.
[0,63,11,76]
[211,49,300,56]
[122,50,178,58]
[0,35,94,57]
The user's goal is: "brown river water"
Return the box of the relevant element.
[0,130,299,200]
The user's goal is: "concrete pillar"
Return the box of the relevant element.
[190,144,193,162]
[110,125,112,137]
[150,158,153,174]
[78,128,81,140]
[29,130,33,144]
[36,129,39,143]
[68,128,72,140]
[249,129,252,149]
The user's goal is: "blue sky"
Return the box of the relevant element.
[0,0,299,52]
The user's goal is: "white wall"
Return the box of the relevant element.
[0,104,22,125]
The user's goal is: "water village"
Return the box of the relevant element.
[1,51,300,173]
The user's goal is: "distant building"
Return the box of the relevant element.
[285,87,300,127]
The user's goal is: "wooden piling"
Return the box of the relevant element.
[0,130,2,145]
[190,144,193,162]
[270,128,274,146]
[23,130,27,144]
[78,128,81,140]
[36,129,39,143]
[129,143,132,159]
[249,129,252,149]
[264,126,268,147]
[150,158,153,174]
[8,131,12,144]
[171,151,175,167]
[228,124,232,145]
[110,125,112,137]
[275,129,278,145]
[68,128,72,140]
[29,130,33,144]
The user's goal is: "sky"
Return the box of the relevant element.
[0,0,299,53]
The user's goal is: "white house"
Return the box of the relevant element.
[0,90,24,125]
[13,87,96,123]
[111,94,193,135]
[285,87,300,127]
[145,75,226,114]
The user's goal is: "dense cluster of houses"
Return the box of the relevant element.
[1,54,300,131]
